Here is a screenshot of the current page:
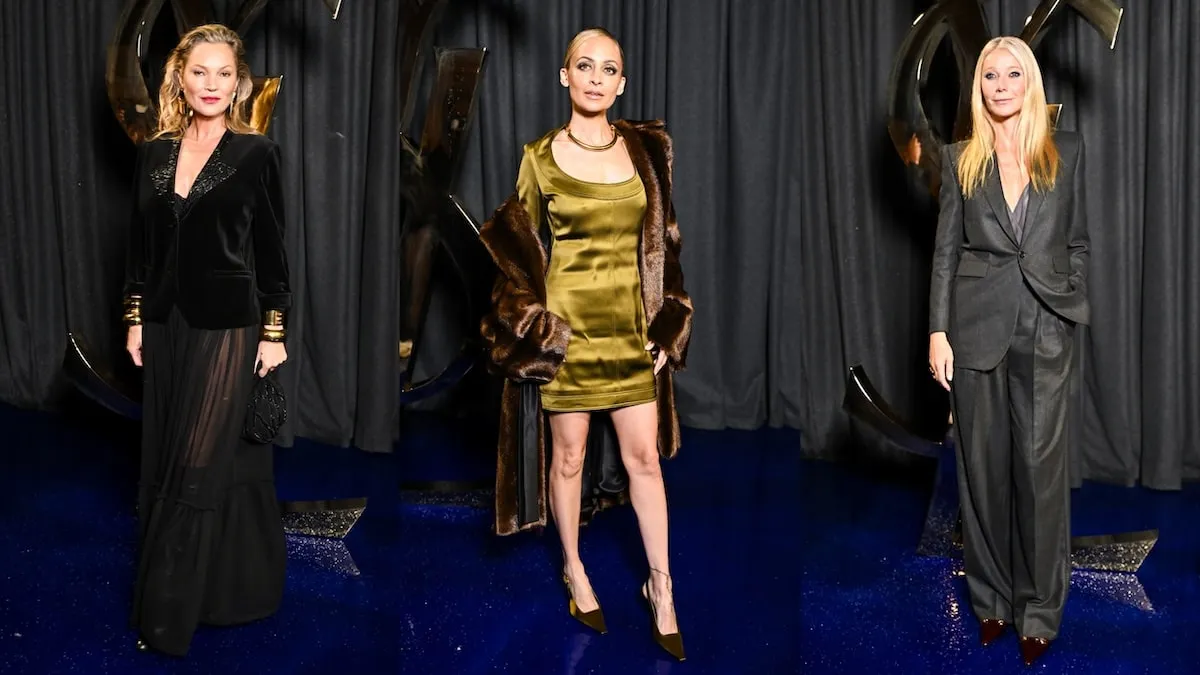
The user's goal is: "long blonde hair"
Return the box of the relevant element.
[152,24,256,140]
[562,27,625,71]
[956,37,1059,198]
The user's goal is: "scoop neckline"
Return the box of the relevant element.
[546,131,640,187]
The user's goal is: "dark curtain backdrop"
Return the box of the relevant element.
[2,1,1199,489]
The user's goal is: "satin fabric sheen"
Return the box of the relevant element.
[516,131,657,412]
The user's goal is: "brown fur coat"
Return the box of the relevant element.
[478,119,693,535]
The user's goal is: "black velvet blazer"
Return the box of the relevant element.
[123,129,291,329]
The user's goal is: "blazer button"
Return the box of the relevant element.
[1019,251,1026,259]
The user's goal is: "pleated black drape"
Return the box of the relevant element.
[1034,0,1200,489]
[0,0,131,406]
[3,0,1200,490]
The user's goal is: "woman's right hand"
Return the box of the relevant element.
[929,331,953,391]
[126,326,143,367]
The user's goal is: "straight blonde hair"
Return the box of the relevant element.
[956,37,1060,198]
[152,24,256,140]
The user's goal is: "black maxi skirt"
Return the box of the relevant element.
[131,306,286,656]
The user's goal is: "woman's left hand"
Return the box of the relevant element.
[645,342,668,375]
[256,341,288,378]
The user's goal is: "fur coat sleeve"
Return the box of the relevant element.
[639,126,693,369]
[479,120,691,535]
[478,149,571,383]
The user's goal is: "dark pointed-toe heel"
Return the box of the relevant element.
[1019,636,1051,666]
[642,569,685,661]
[979,618,1008,646]
[562,573,607,635]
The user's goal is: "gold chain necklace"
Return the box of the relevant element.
[565,124,618,152]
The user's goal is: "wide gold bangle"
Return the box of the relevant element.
[122,294,143,326]
[261,309,286,342]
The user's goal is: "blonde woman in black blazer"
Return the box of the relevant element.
[122,24,291,656]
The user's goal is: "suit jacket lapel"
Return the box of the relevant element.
[149,142,176,200]
[1023,184,1047,243]
[982,162,1018,246]
[181,130,236,216]
[148,130,237,219]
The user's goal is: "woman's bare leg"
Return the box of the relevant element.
[609,401,677,633]
[547,411,599,611]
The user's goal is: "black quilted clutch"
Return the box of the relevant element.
[242,371,287,444]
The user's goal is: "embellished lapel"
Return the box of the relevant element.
[982,161,1018,245]
[181,130,237,215]
[150,130,238,218]
[149,145,175,199]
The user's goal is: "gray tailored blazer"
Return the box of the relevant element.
[929,131,1090,371]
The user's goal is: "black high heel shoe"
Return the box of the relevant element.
[642,568,685,661]
[562,569,607,634]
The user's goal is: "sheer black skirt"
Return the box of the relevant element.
[131,307,286,656]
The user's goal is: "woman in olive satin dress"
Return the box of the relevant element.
[480,28,693,661]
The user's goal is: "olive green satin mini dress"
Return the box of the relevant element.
[516,130,657,412]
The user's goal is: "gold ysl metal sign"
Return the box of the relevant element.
[105,0,343,143]
[886,0,1124,197]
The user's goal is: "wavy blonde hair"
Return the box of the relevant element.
[152,24,256,140]
[562,27,625,71]
[956,37,1060,198]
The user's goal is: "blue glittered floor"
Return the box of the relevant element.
[799,455,1200,674]
[2,398,1198,674]
[0,400,798,674]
